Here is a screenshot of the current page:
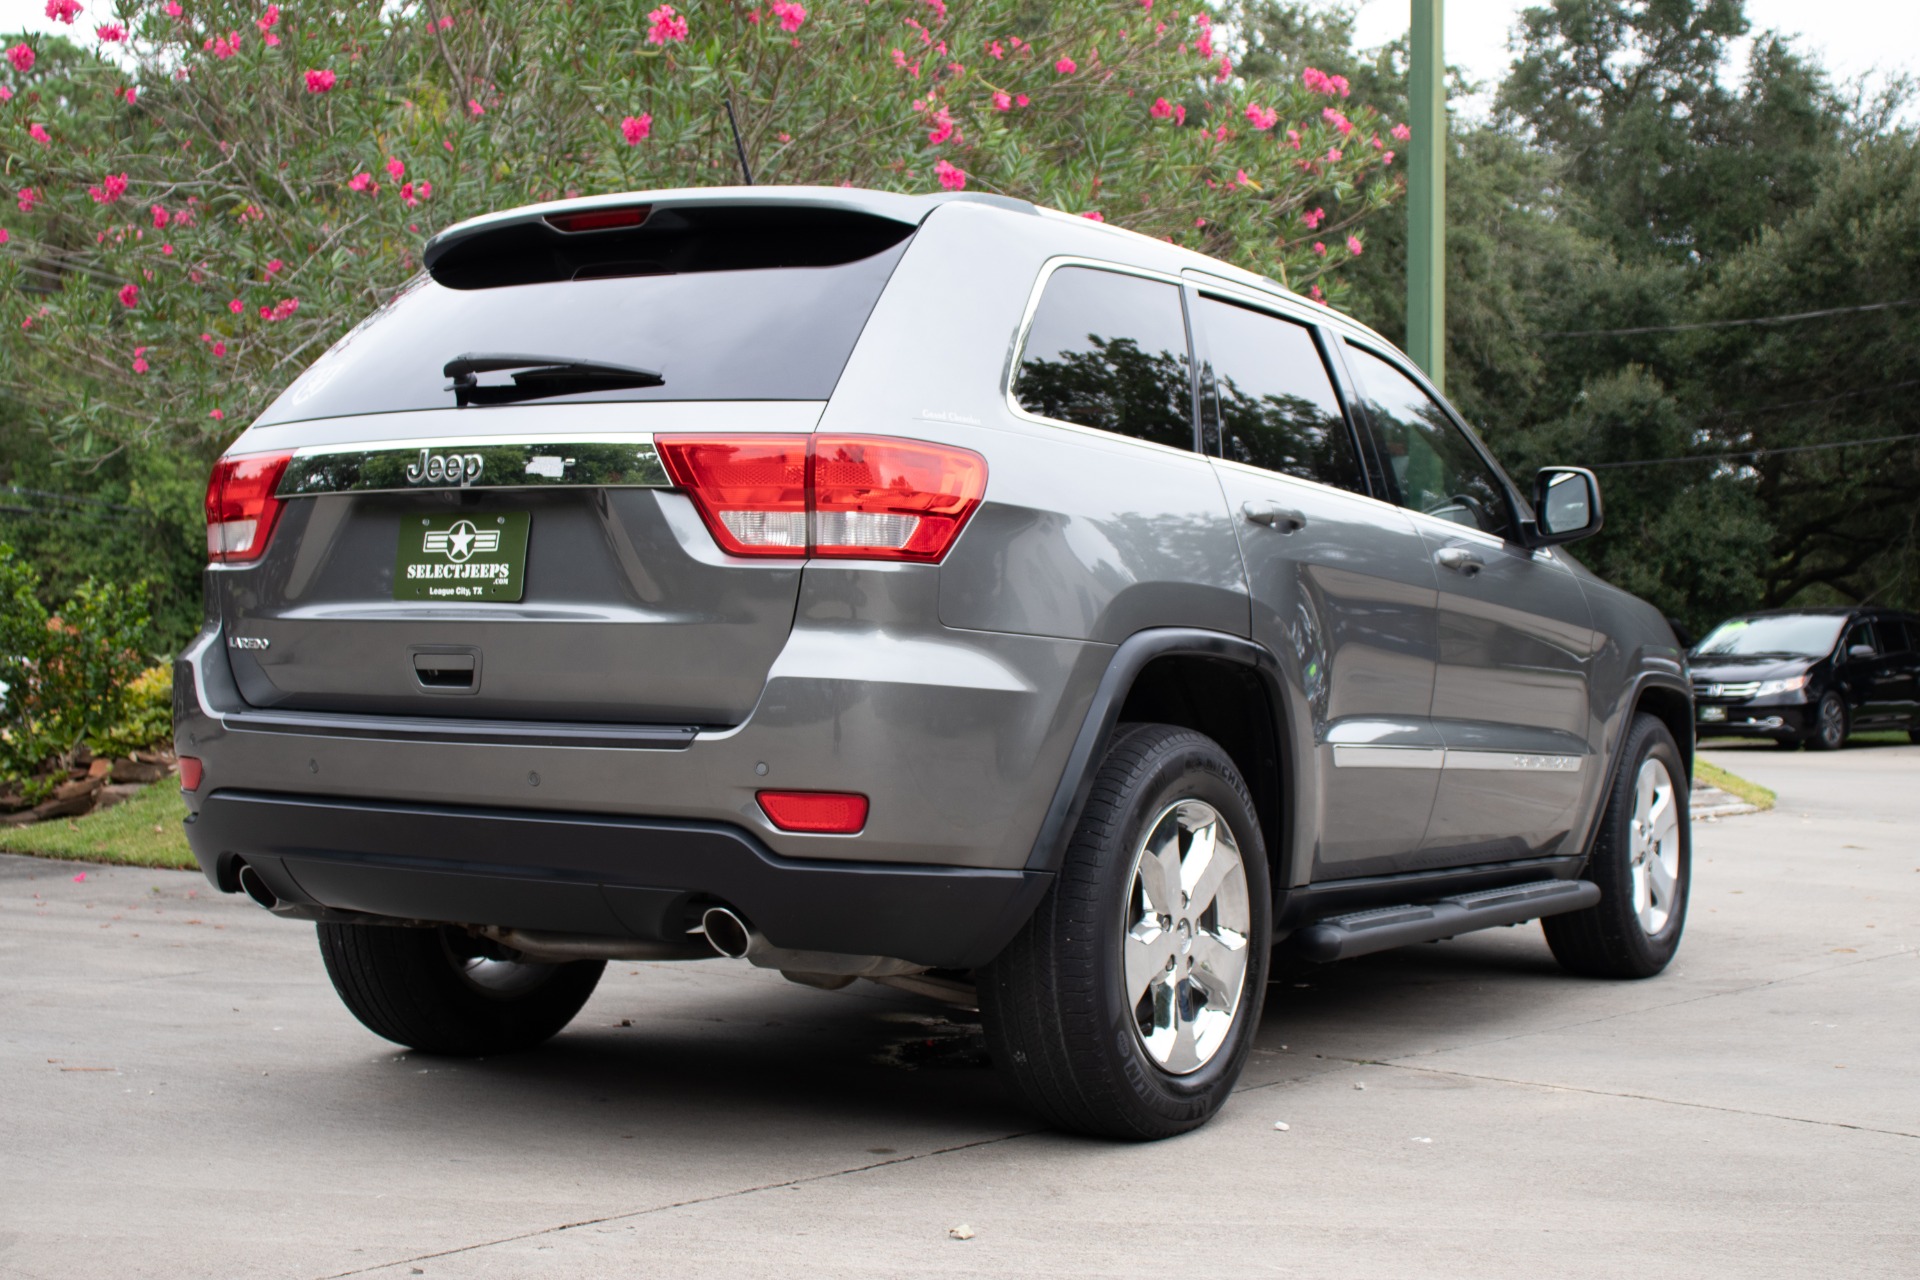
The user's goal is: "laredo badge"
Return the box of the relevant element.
[394,512,530,602]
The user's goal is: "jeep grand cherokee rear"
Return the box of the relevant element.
[179,187,1693,1141]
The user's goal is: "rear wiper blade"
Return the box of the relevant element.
[443,352,664,407]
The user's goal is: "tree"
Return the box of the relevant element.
[0,0,1405,459]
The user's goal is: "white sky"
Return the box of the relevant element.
[1350,0,1920,119]
[5,0,1916,119]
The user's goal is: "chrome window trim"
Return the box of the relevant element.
[1001,255,1206,462]
[275,433,670,496]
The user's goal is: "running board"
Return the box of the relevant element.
[1286,878,1601,963]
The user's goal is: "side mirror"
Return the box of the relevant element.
[1528,466,1603,547]
[1848,644,1875,660]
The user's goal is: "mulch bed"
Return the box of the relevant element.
[0,745,178,828]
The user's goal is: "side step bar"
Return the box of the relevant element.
[1287,878,1601,963]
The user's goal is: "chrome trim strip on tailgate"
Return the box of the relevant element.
[220,707,697,749]
[277,433,670,497]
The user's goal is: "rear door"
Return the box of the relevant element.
[1191,291,1443,879]
[1341,341,1599,864]
[214,206,913,726]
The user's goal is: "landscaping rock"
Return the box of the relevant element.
[111,759,170,785]
[95,783,148,812]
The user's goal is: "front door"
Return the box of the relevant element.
[1190,291,1442,880]
[1341,342,1599,865]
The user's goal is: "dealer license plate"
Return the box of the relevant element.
[394,512,530,602]
[1700,705,1727,722]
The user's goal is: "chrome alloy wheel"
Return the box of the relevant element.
[1121,800,1252,1075]
[1818,695,1846,749]
[1627,759,1682,935]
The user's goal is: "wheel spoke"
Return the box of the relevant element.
[1646,849,1677,909]
[1166,992,1203,1074]
[1124,926,1178,1008]
[1182,820,1235,916]
[1138,831,1182,919]
[1645,783,1673,836]
[1188,932,1247,1006]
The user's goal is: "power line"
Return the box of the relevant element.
[1531,297,1920,339]
[1590,431,1920,470]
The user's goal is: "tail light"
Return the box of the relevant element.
[757,790,869,834]
[205,451,293,563]
[656,434,986,563]
[178,756,203,791]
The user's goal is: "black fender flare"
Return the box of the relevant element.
[1576,666,1694,865]
[1022,627,1291,874]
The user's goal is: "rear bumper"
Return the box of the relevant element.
[187,790,1049,969]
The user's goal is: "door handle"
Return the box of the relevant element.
[1434,546,1485,576]
[1242,501,1306,533]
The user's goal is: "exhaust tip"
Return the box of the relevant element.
[236,862,278,911]
[701,907,751,959]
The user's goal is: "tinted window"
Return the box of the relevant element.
[1347,345,1511,538]
[1694,615,1845,659]
[1845,622,1879,657]
[1195,296,1361,492]
[1014,267,1195,451]
[255,238,911,426]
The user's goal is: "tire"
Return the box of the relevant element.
[979,723,1271,1140]
[1543,713,1689,979]
[1908,728,1920,746]
[1807,692,1848,751]
[1773,736,1803,751]
[317,923,604,1055]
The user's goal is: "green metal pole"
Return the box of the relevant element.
[1407,0,1445,392]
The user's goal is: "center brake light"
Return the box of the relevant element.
[656,434,987,563]
[206,451,293,563]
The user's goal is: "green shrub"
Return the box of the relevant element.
[0,543,155,794]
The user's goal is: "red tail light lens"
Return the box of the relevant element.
[656,436,810,557]
[656,434,987,563]
[205,451,293,563]
[757,790,869,834]
[178,756,203,792]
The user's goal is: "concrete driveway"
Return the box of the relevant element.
[2,743,1914,1278]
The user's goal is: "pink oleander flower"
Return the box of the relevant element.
[1382,150,1395,166]
[118,283,139,307]
[47,1,81,23]
[418,181,432,200]
[386,157,405,181]
[400,181,419,206]
[926,105,954,144]
[1346,235,1363,256]
[132,347,149,374]
[0,228,9,245]
[1391,122,1411,142]
[986,39,1003,59]
[209,408,225,420]
[1285,128,1301,149]
[934,158,966,191]
[258,4,280,33]
[89,172,130,203]
[771,1,807,34]
[1302,67,1331,95]
[212,341,227,356]
[18,187,38,212]
[29,123,51,145]
[1312,241,1327,256]
[123,86,136,104]
[1303,207,1324,229]
[1234,168,1253,188]
[266,258,284,275]
[1081,210,1103,222]
[229,298,244,314]
[347,172,373,192]
[1216,56,1233,82]
[165,1,182,15]
[0,86,11,102]
[152,204,170,228]
[160,243,173,255]
[620,113,652,145]
[646,5,689,45]
[1213,124,1229,141]
[97,23,126,43]
[8,44,35,74]
[1322,107,1353,136]
[208,31,241,59]
[437,14,453,28]
[1245,104,1277,131]
[1054,56,1076,74]
[1017,93,1030,107]
[1326,147,1342,163]
[263,31,279,47]
[992,91,1012,111]
[1310,285,1324,302]
[1150,96,1173,119]
[468,98,485,116]
[305,69,335,92]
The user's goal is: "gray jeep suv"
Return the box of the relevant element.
[176,187,1694,1139]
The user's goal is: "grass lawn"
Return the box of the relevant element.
[0,782,196,869]
[1695,759,1776,811]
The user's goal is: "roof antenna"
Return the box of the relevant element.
[724,97,755,186]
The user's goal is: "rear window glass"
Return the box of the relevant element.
[1194,295,1361,492]
[254,235,911,426]
[1013,266,1196,451]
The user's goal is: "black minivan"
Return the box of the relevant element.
[1691,607,1920,749]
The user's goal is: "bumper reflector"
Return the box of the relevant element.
[178,756,203,792]
[757,790,868,834]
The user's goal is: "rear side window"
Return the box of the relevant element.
[255,211,913,426]
[1013,266,1196,451]
[1346,344,1512,538]
[1194,296,1361,492]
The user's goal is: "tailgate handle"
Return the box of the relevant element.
[412,652,477,690]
